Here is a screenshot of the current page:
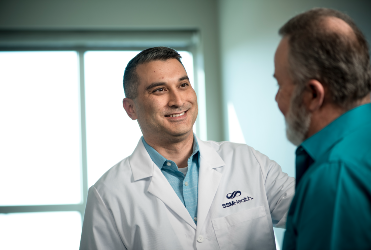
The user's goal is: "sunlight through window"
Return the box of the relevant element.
[0,52,81,205]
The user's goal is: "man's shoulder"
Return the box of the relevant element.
[294,157,371,225]
[201,139,249,150]
[199,139,277,170]
[92,156,132,193]
[328,123,371,165]
[201,139,265,152]
[299,151,371,198]
[200,139,257,158]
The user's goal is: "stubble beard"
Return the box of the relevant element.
[285,86,311,146]
[149,107,198,144]
[163,103,198,136]
[165,110,197,142]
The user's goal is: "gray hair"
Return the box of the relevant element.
[279,8,371,109]
[123,47,183,99]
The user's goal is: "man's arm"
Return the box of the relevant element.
[80,187,126,250]
[252,148,295,228]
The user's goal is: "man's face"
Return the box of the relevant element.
[274,37,311,146]
[133,59,198,141]
[274,37,296,117]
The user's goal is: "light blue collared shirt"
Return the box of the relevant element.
[142,135,200,224]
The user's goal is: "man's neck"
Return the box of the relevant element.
[306,94,371,139]
[143,132,194,169]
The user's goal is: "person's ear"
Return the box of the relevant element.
[123,98,138,120]
[303,79,325,112]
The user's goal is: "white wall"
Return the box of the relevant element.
[218,0,371,247]
[0,0,224,141]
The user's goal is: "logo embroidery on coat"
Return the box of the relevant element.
[226,191,241,199]
[222,191,253,208]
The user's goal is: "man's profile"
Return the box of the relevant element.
[273,8,371,249]
[80,47,295,249]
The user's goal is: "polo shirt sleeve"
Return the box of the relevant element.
[286,161,371,250]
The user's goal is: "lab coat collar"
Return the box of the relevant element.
[197,138,225,232]
[130,136,222,180]
[197,138,225,169]
[129,137,226,231]
[129,138,197,229]
[130,139,154,181]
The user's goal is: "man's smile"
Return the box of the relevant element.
[165,110,188,118]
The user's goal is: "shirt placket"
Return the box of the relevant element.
[295,146,314,187]
[163,161,186,203]
[184,156,198,224]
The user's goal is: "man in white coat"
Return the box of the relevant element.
[80,47,295,250]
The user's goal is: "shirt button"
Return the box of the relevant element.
[184,182,188,186]
[197,235,203,243]
[194,217,197,221]
[166,162,171,166]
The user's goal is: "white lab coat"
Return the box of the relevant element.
[80,138,295,250]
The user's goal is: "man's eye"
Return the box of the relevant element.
[180,82,189,88]
[153,88,165,93]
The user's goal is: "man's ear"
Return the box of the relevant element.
[303,79,325,112]
[123,98,138,120]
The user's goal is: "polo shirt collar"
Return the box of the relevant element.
[142,134,200,170]
[300,103,371,161]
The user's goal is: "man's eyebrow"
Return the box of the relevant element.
[145,76,189,91]
[145,82,166,91]
[179,76,189,81]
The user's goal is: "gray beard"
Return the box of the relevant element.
[285,87,311,146]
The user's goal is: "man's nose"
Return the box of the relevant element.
[168,89,184,107]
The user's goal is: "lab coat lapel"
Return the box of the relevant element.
[148,167,196,229]
[130,139,196,229]
[196,139,225,232]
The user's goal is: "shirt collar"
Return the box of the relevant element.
[142,134,200,170]
[300,103,371,161]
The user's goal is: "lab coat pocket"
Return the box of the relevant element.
[211,206,275,250]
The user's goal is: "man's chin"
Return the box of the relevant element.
[285,114,311,146]
[165,127,194,139]
[286,125,305,146]
[170,130,193,138]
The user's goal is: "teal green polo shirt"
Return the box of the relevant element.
[283,103,371,250]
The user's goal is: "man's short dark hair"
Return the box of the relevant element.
[123,47,183,99]
[279,8,371,109]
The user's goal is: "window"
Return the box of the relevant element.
[0,30,203,249]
